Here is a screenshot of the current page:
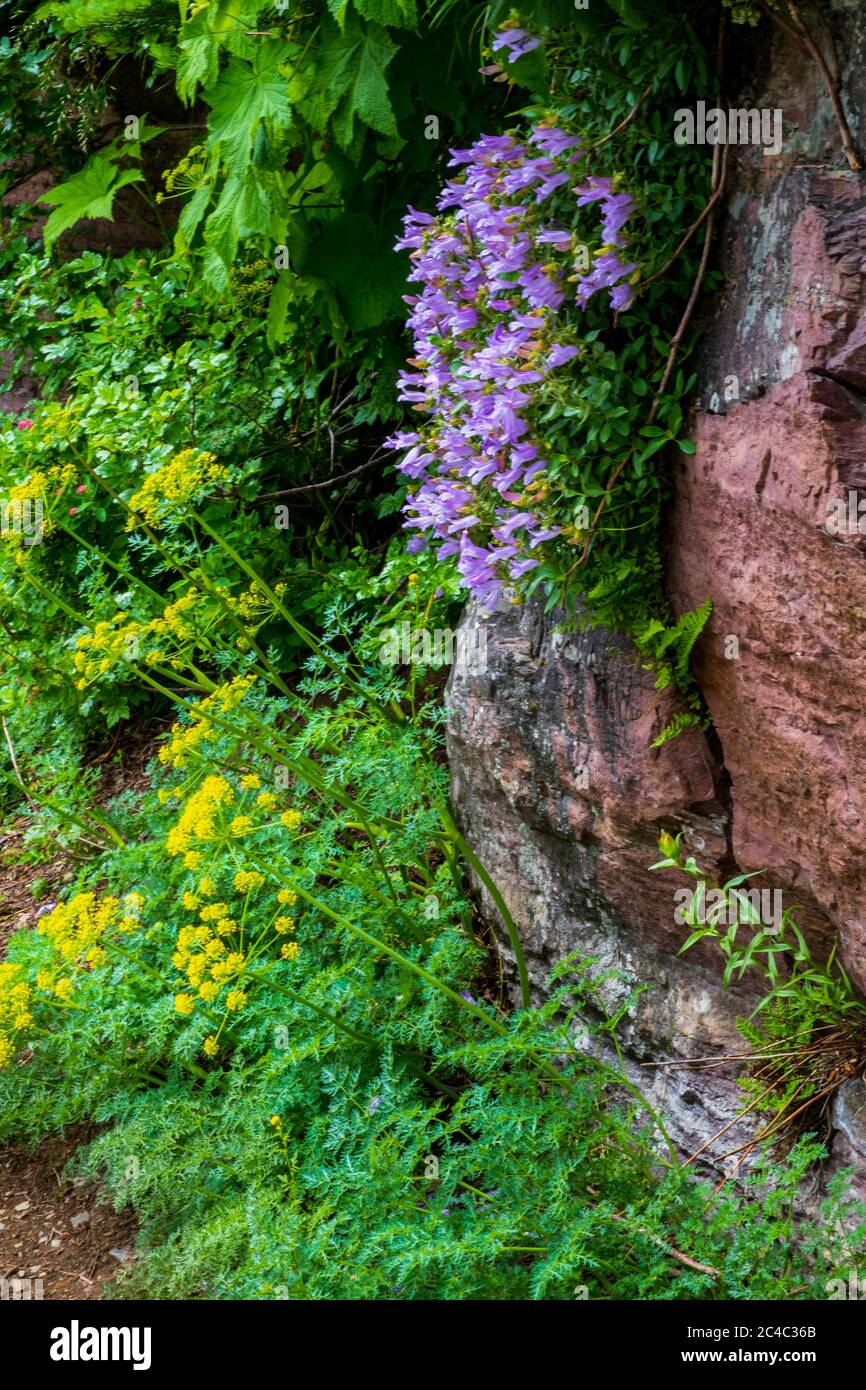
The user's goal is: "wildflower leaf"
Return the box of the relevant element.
[206,43,294,175]
[39,159,144,251]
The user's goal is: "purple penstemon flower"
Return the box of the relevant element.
[388,118,638,606]
[491,27,542,62]
[529,126,582,158]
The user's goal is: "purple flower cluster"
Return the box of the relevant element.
[490,26,542,63]
[387,123,638,610]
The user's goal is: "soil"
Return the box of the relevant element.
[0,111,190,1302]
[0,721,163,1301]
[0,717,163,956]
[0,1128,137,1301]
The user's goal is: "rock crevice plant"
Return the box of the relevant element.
[650,831,866,1179]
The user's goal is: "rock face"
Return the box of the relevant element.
[446,600,756,1165]
[447,5,866,1170]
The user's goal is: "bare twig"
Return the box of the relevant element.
[755,0,861,170]
[608,1212,719,1277]
[588,84,653,151]
[642,147,728,289]
[565,142,726,579]
[258,452,386,500]
[649,142,728,411]
[2,716,38,809]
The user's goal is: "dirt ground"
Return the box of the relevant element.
[0,1129,137,1300]
[0,721,160,1301]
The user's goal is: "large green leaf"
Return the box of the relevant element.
[304,211,405,328]
[202,169,276,271]
[266,272,293,349]
[304,17,398,147]
[38,157,143,251]
[354,0,417,27]
[177,31,221,103]
[206,42,294,174]
[175,181,213,254]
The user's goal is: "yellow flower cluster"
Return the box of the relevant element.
[157,143,209,203]
[171,900,247,1013]
[74,612,154,687]
[158,674,256,769]
[169,877,302,1052]
[73,592,205,689]
[0,963,33,1068]
[233,870,264,892]
[0,890,141,1062]
[0,462,77,562]
[226,580,287,624]
[126,448,225,529]
[166,775,235,864]
[160,592,199,641]
[38,891,126,972]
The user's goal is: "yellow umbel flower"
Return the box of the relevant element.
[280,942,300,961]
[200,902,229,921]
[233,870,264,893]
[127,449,225,529]
[37,893,121,981]
[203,1035,219,1057]
[280,809,302,831]
[0,962,34,1068]
[166,776,234,857]
[158,674,255,768]
[175,993,196,1016]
